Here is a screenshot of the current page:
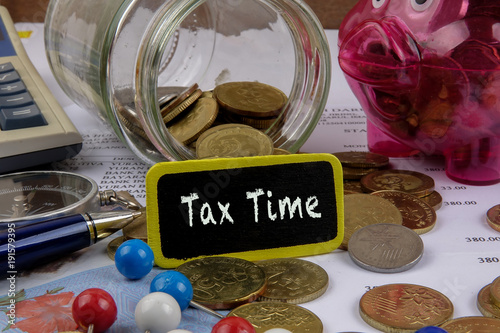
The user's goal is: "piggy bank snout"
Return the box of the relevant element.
[339,18,421,89]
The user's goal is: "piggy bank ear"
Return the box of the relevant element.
[428,0,468,31]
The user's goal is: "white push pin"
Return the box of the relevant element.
[135,292,182,333]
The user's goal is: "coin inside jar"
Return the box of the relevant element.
[175,256,267,310]
[195,124,274,159]
[256,258,329,304]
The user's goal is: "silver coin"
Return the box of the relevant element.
[347,223,424,273]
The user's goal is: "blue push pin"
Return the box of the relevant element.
[150,270,224,318]
[415,327,448,333]
[115,239,154,280]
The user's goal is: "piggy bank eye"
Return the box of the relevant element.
[372,0,387,9]
[411,0,433,11]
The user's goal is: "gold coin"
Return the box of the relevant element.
[439,316,500,332]
[214,81,287,118]
[223,112,280,129]
[420,191,443,211]
[168,97,219,145]
[228,302,323,333]
[176,257,267,310]
[486,205,500,233]
[162,85,203,123]
[477,284,500,319]
[196,124,274,159]
[332,151,389,168]
[344,180,364,193]
[122,208,148,241]
[342,166,379,180]
[273,148,291,155]
[360,283,454,333]
[491,276,500,308]
[107,236,126,261]
[341,193,403,250]
[256,258,328,304]
[370,190,437,235]
[361,169,435,197]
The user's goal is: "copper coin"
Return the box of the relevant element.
[491,276,500,308]
[361,169,435,197]
[371,190,437,234]
[342,166,380,180]
[344,180,364,193]
[360,283,454,332]
[487,204,500,232]
[440,316,500,332]
[332,151,389,168]
[477,284,500,319]
[420,191,443,211]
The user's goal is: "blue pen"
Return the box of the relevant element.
[0,210,142,275]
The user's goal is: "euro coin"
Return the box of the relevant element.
[348,223,424,273]
[477,284,500,319]
[342,193,403,250]
[176,256,267,310]
[487,204,500,232]
[228,302,323,333]
[256,258,328,304]
[360,283,453,332]
[196,124,274,159]
[371,190,437,234]
[168,97,219,144]
[214,81,287,118]
[439,316,500,332]
[361,169,435,197]
[332,151,389,168]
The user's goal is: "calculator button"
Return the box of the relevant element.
[0,63,15,74]
[0,92,34,108]
[0,71,21,84]
[0,104,47,130]
[0,81,27,96]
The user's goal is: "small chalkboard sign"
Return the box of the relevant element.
[146,153,344,268]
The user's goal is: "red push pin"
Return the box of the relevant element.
[72,288,118,333]
[211,317,256,333]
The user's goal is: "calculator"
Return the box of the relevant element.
[0,6,82,174]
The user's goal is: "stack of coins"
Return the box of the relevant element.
[332,151,389,185]
[160,82,290,159]
[175,256,325,332]
[477,276,500,318]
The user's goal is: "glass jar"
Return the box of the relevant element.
[44,0,331,164]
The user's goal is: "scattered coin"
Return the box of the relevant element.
[361,169,435,197]
[332,151,389,168]
[491,276,500,308]
[439,316,500,332]
[214,81,287,118]
[176,256,267,310]
[256,258,328,304]
[196,124,274,159]
[360,283,453,332]
[273,148,291,155]
[343,180,364,193]
[371,190,437,234]
[477,284,500,319]
[168,97,219,144]
[486,204,500,232]
[348,223,424,273]
[420,190,443,211]
[342,166,380,180]
[341,193,403,250]
[228,302,323,333]
[107,236,126,260]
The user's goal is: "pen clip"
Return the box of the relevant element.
[99,190,141,211]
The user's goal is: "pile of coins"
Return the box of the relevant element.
[175,256,327,332]
[160,82,290,159]
[477,275,500,319]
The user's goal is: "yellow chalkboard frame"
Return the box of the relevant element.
[146,153,344,268]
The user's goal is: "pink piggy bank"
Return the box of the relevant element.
[339,0,500,185]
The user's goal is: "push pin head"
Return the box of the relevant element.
[135,292,182,333]
[211,317,256,333]
[115,239,154,280]
[415,327,449,333]
[71,288,117,333]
